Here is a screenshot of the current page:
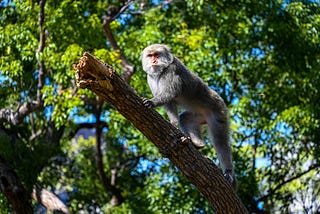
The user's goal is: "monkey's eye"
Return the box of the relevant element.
[147,53,160,58]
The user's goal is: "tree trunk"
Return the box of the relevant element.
[0,156,33,214]
[74,52,248,214]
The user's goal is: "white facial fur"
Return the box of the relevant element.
[141,44,174,75]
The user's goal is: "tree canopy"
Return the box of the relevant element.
[1,0,319,213]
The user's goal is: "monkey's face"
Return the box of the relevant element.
[146,52,160,66]
[141,44,174,75]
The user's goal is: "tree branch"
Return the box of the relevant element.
[36,0,46,103]
[0,100,42,125]
[102,3,135,82]
[257,163,320,203]
[110,0,134,21]
[68,121,108,139]
[94,105,124,206]
[32,185,69,214]
[0,156,33,214]
[73,52,248,214]
[0,0,46,126]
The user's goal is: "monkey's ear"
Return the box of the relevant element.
[141,48,147,57]
[161,44,171,52]
[141,45,151,57]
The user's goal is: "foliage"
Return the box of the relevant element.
[1,0,319,213]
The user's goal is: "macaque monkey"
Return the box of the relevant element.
[141,44,236,188]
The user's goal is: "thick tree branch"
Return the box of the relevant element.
[0,156,33,214]
[73,52,248,214]
[0,100,42,125]
[32,185,69,214]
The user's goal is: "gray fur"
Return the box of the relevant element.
[141,44,236,189]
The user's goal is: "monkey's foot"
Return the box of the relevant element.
[191,139,206,149]
[223,169,237,190]
[142,98,155,108]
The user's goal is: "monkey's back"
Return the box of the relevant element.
[170,57,227,112]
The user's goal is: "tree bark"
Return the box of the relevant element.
[74,52,248,214]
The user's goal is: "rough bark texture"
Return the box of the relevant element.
[74,52,248,214]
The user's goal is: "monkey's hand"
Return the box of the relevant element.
[142,98,155,108]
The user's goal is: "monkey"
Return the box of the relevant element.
[141,44,236,188]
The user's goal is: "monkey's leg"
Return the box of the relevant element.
[179,111,206,148]
[164,102,179,127]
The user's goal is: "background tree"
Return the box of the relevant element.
[0,0,319,213]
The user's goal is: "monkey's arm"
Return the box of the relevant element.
[142,96,172,108]
[148,92,176,107]
[143,93,177,108]
[143,99,179,126]
[144,70,183,108]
